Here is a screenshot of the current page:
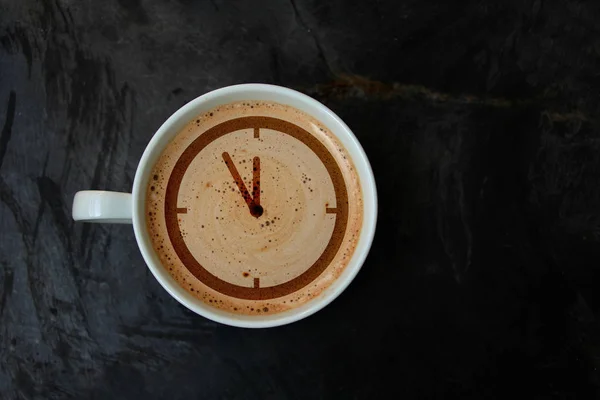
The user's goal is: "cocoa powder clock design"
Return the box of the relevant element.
[164,116,349,300]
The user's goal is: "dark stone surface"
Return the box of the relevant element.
[1,0,600,398]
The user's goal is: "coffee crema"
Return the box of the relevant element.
[146,101,363,315]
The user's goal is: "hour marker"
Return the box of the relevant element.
[254,278,260,288]
[254,127,260,138]
[176,208,187,214]
[326,207,338,214]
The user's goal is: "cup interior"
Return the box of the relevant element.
[131,84,377,328]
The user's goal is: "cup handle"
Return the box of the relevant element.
[72,191,133,224]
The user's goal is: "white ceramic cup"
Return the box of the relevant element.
[72,84,377,328]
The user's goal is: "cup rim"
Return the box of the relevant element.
[131,84,377,328]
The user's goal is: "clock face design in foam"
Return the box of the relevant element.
[164,116,349,300]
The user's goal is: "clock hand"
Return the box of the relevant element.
[252,156,260,207]
[222,152,263,218]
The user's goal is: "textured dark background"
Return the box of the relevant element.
[2,0,600,398]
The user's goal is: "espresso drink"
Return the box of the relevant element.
[146,101,363,315]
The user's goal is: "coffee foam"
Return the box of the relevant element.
[146,101,363,315]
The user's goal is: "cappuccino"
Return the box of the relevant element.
[146,101,362,315]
